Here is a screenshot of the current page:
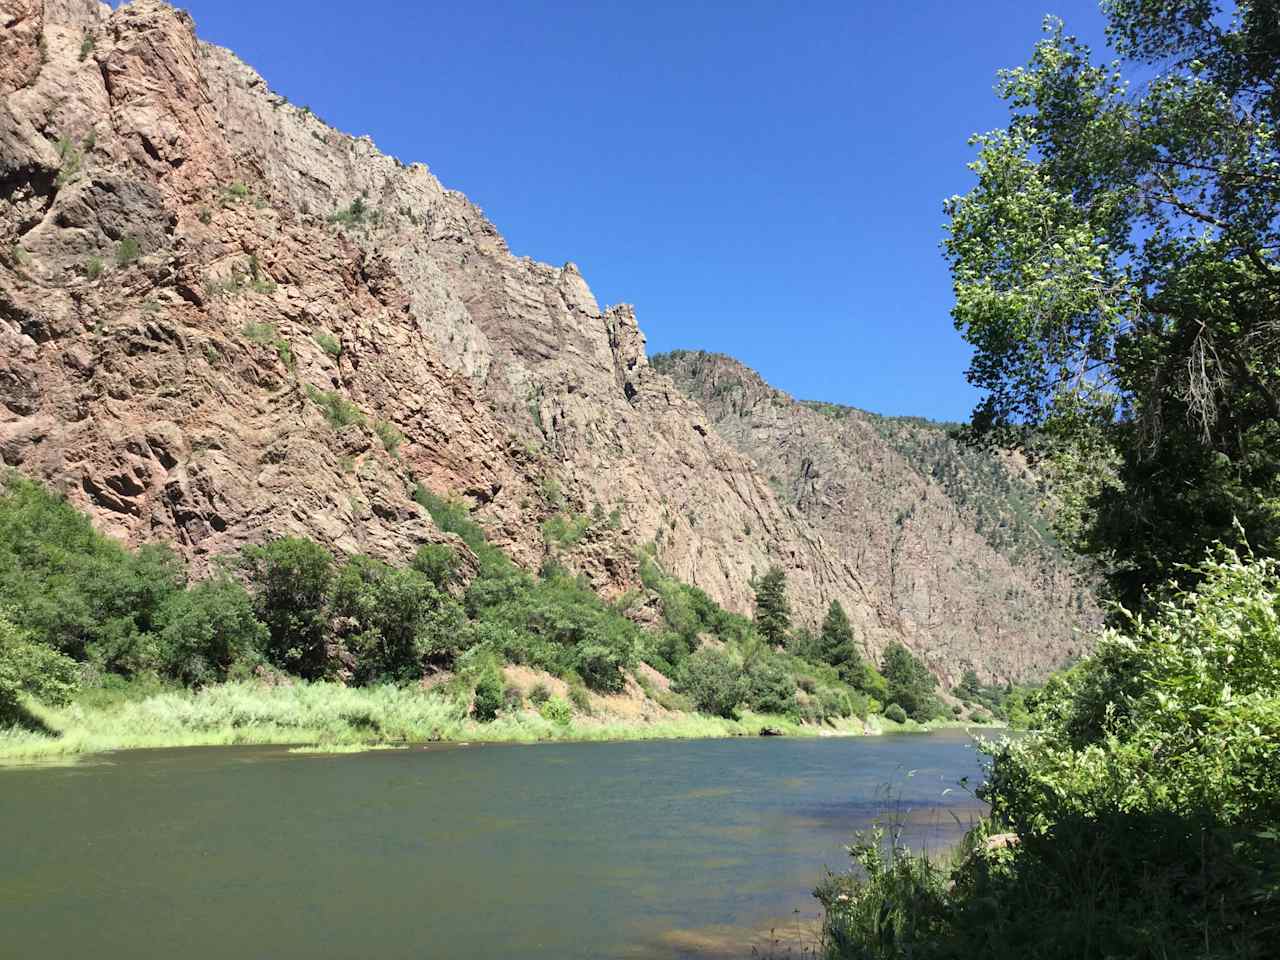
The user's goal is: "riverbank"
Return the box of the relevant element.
[0,678,980,762]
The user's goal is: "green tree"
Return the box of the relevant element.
[240,538,335,679]
[332,555,471,683]
[158,577,268,685]
[410,543,459,590]
[955,667,982,702]
[880,642,940,722]
[817,600,864,685]
[753,566,791,646]
[0,473,182,670]
[742,655,797,716]
[0,611,79,724]
[945,1,1280,607]
[674,646,742,718]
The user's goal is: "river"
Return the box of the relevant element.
[0,731,988,959]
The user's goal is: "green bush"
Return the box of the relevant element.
[331,554,467,683]
[471,666,503,722]
[0,612,79,724]
[0,473,182,669]
[529,682,551,705]
[883,702,908,724]
[822,548,1280,959]
[410,543,459,590]
[313,331,342,358]
[240,538,335,679]
[542,512,591,548]
[158,577,267,686]
[374,420,404,455]
[816,686,854,720]
[464,562,638,692]
[305,384,366,429]
[502,684,523,711]
[539,695,572,725]
[115,236,141,267]
[328,197,369,227]
[674,646,742,718]
[567,682,592,714]
[742,655,796,716]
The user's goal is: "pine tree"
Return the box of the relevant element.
[881,641,939,721]
[818,600,862,685]
[753,566,791,646]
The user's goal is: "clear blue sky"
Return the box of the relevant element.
[178,0,1109,420]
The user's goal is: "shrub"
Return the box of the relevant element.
[502,684,523,711]
[465,563,638,692]
[85,256,103,279]
[742,656,796,716]
[328,197,368,226]
[0,612,79,724]
[539,695,572,725]
[883,702,908,724]
[374,420,403,456]
[412,487,491,555]
[54,137,83,188]
[674,646,742,718]
[305,384,366,429]
[79,33,95,61]
[242,321,278,344]
[655,689,694,713]
[240,538,334,679]
[158,577,267,686]
[816,686,854,720]
[410,544,458,590]
[0,473,182,668]
[313,331,342,358]
[115,236,141,267]
[823,548,1280,959]
[542,512,591,548]
[529,683,551,705]
[568,686,591,716]
[471,667,503,722]
[331,554,468,683]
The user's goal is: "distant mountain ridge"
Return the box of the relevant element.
[653,351,1099,682]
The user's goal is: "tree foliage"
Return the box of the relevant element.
[821,547,1280,958]
[946,0,1280,606]
[880,641,941,721]
[753,565,791,646]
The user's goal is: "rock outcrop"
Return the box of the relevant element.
[0,0,1090,681]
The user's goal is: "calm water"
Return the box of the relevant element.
[0,732,986,959]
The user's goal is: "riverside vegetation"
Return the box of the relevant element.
[816,1,1280,957]
[0,472,984,759]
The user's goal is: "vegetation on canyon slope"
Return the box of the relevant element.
[0,471,966,756]
[818,2,1280,956]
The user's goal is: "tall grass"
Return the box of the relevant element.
[0,681,869,761]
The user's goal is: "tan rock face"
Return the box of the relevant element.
[0,0,1090,681]
[653,351,1101,682]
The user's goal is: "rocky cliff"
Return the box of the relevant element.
[0,0,1089,682]
[653,351,1099,681]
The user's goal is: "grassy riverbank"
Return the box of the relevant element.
[0,678,922,762]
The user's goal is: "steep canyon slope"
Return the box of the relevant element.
[0,0,1088,681]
